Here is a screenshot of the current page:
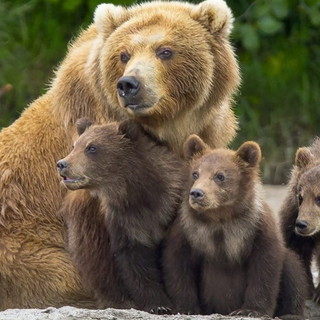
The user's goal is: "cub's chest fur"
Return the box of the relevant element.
[181,207,262,263]
[105,205,173,248]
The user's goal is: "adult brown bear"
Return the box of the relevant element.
[0,0,240,308]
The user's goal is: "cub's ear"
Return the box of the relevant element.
[118,120,142,141]
[183,135,208,161]
[236,141,261,168]
[94,3,128,37]
[191,0,234,37]
[295,147,314,169]
[76,118,93,136]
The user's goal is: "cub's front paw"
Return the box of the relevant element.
[175,306,200,315]
[185,307,200,315]
[149,306,172,315]
[229,309,267,318]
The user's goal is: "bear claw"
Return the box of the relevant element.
[149,306,172,315]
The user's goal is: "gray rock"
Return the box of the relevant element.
[0,307,268,320]
[0,303,319,320]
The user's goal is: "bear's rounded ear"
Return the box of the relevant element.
[236,141,261,168]
[118,120,142,141]
[191,0,234,37]
[94,3,128,37]
[295,147,314,169]
[76,118,93,136]
[183,135,208,161]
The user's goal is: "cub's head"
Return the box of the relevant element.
[294,147,320,236]
[57,118,145,191]
[93,0,239,123]
[183,135,261,216]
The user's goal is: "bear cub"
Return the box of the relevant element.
[57,118,186,313]
[163,135,306,319]
[280,138,320,302]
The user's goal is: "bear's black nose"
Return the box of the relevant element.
[295,220,308,230]
[117,76,140,98]
[57,160,68,171]
[190,188,204,199]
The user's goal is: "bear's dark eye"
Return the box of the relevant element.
[192,171,199,180]
[315,196,320,207]
[215,173,225,182]
[86,145,97,154]
[156,48,173,60]
[120,52,131,63]
[298,194,303,206]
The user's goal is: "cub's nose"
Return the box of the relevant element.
[295,220,308,231]
[117,76,140,98]
[190,188,204,200]
[57,160,68,171]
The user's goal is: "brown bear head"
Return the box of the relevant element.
[294,145,320,236]
[93,0,240,126]
[183,134,261,220]
[57,118,147,195]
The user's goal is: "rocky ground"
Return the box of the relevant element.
[0,306,282,320]
[0,302,319,320]
[0,185,319,320]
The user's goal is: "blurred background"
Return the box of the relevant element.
[0,0,319,184]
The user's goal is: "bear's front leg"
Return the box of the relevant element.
[239,229,283,317]
[115,243,173,314]
[162,222,201,315]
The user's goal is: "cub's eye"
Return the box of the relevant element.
[298,194,303,206]
[120,52,131,63]
[86,145,97,154]
[192,171,199,180]
[156,48,173,60]
[315,196,320,207]
[215,173,225,182]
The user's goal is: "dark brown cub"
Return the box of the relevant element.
[280,138,320,302]
[163,135,307,319]
[58,118,186,313]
